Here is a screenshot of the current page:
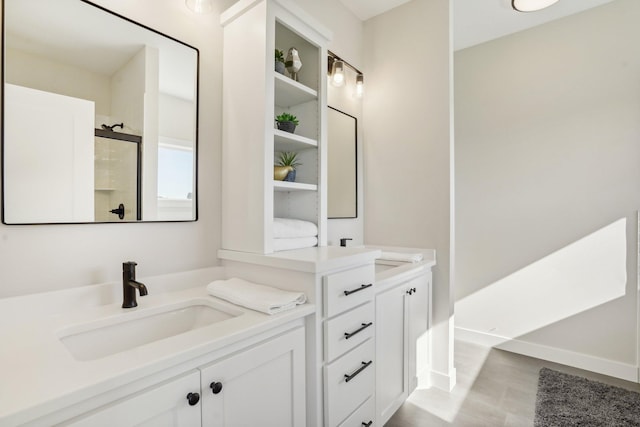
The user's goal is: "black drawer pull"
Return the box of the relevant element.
[344,283,372,296]
[344,360,373,383]
[362,422,373,427]
[345,322,373,340]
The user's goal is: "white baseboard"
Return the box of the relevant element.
[429,367,457,391]
[456,327,638,383]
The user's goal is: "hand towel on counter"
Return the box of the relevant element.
[206,278,306,315]
[378,251,424,263]
[273,236,318,252]
[273,217,318,239]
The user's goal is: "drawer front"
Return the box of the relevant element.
[325,339,375,427]
[324,265,375,318]
[325,302,374,362]
[338,396,375,427]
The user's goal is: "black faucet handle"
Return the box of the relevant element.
[340,238,353,247]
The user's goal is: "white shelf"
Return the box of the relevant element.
[274,129,317,151]
[273,181,317,192]
[94,188,115,191]
[274,72,317,107]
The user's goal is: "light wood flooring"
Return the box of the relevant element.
[385,339,640,426]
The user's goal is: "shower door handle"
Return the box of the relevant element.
[110,203,125,220]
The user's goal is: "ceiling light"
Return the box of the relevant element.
[512,0,560,12]
[186,0,213,14]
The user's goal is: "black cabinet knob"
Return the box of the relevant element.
[210,381,223,394]
[186,392,200,406]
[362,421,373,427]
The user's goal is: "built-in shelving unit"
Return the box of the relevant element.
[221,0,330,254]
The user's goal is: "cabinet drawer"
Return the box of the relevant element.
[324,265,375,317]
[338,396,375,427]
[325,302,374,362]
[325,339,375,427]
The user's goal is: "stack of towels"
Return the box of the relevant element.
[377,251,424,266]
[207,277,307,315]
[273,217,318,251]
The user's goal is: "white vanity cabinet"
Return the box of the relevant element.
[200,326,306,427]
[375,271,431,425]
[51,325,306,427]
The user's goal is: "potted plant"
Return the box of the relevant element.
[275,49,286,74]
[275,112,299,133]
[274,151,301,181]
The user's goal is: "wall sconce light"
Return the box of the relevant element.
[355,74,364,98]
[328,51,365,97]
[512,0,560,12]
[186,0,213,14]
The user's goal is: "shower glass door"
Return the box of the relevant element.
[94,131,141,222]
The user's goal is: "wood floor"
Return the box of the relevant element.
[385,339,640,426]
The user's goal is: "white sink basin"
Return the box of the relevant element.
[58,299,243,361]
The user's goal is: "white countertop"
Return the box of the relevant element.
[0,271,314,426]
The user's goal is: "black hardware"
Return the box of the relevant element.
[101,122,124,132]
[110,203,125,220]
[122,261,148,308]
[362,422,373,427]
[344,360,372,383]
[412,287,417,293]
[340,238,353,247]
[210,381,223,394]
[344,283,372,296]
[186,392,200,406]
[344,322,373,340]
[406,287,417,296]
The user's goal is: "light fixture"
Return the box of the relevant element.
[355,74,364,98]
[331,60,345,87]
[185,0,213,14]
[512,0,560,12]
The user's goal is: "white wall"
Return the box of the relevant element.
[363,0,456,389]
[455,0,640,379]
[0,0,222,297]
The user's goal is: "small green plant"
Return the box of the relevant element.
[275,49,285,63]
[277,151,302,170]
[275,112,299,125]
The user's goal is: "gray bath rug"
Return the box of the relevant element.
[535,367,640,426]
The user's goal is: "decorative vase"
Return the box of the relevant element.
[285,47,302,81]
[275,61,285,74]
[274,165,292,181]
[284,169,296,182]
[276,121,296,133]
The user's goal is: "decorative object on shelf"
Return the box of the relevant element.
[275,112,299,133]
[512,0,559,12]
[285,47,302,81]
[274,165,291,181]
[277,151,301,182]
[328,51,365,97]
[275,49,286,74]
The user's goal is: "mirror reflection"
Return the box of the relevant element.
[2,0,198,224]
[327,107,357,219]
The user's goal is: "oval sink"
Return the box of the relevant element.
[58,299,243,361]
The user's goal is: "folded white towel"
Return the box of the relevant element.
[273,236,318,252]
[379,251,423,263]
[273,217,318,239]
[207,278,306,315]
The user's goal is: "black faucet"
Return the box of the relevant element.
[122,261,148,308]
[340,238,353,247]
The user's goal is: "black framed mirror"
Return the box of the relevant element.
[2,0,199,224]
[327,106,357,219]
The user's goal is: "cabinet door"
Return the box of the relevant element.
[61,371,201,427]
[200,326,306,427]
[408,273,430,392]
[375,284,408,425]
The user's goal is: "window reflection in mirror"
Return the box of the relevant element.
[2,0,199,224]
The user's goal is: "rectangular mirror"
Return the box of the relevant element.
[327,106,357,219]
[2,0,199,224]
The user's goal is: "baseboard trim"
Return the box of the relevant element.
[430,367,457,391]
[455,327,638,383]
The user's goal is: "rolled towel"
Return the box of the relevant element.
[273,236,318,252]
[273,217,318,239]
[207,278,306,315]
[379,251,423,263]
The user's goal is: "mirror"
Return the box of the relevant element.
[2,0,199,224]
[327,106,357,219]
